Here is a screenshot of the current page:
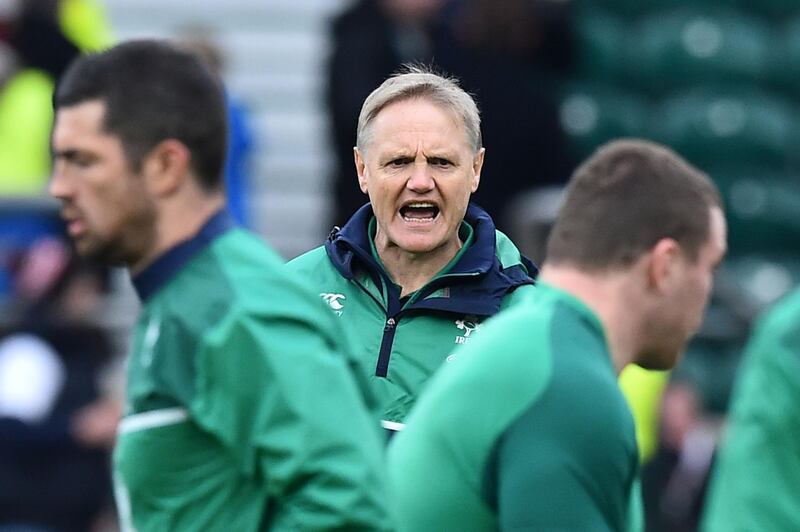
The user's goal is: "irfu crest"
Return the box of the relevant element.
[454,318,481,344]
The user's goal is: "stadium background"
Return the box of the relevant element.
[1,0,799,530]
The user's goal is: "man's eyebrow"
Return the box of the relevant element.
[379,149,412,160]
[52,149,82,161]
[53,149,75,158]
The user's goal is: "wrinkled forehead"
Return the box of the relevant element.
[368,96,472,147]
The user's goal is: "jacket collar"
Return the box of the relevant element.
[132,209,235,302]
[324,203,537,316]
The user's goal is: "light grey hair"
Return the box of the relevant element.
[355,65,482,154]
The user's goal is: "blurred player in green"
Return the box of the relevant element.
[702,284,800,531]
[50,40,391,531]
[388,139,727,531]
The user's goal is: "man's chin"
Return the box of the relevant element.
[636,348,685,371]
[393,233,447,255]
[72,238,97,259]
[75,240,128,267]
[636,360,674,372]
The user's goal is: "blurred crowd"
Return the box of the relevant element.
[0,2,116,528]
[1,0,799,530]
[0,237,119,531]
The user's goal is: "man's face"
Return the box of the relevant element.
[355,98,483,258]
[643,206,728,369]
[50,100,156,267]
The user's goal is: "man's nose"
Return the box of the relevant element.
[49,164,71,199]
[406,163,435,192]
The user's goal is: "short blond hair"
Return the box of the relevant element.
[356,65,482,154]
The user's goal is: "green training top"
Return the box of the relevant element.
[388,282,639,531]
[286,204,535,426]
[114,214,391,531]
[702,286,800,532]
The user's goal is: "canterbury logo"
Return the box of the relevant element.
[320,293,346,314]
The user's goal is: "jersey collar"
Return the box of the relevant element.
[324,202,537,316]
[132,209,235,301]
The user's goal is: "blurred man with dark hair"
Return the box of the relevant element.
[389,139,727,531]
[50,39,390,531]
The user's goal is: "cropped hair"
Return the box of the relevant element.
[54,39,227,191]
[356,65,482,154]
[546,139,722,269]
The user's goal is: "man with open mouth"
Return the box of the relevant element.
[287,66,537,434]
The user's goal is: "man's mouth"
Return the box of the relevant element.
[399,202,440,222]
[61,211,85,237]
[66,218,86,237]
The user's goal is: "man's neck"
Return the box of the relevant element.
[377,239,462,298]
[130,194,226,275]
[538,264,642,374]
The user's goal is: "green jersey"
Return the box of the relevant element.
[388,282,639,531]
[702,287,800,532]
[114,212,391,531]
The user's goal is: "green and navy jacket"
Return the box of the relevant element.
[115,210,392,531]
[287,203,537,427]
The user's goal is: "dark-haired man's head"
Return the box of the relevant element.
[53,39,227,189]
[50,40,228,271]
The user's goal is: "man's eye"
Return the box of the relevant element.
[62,153,94,168]
[429,158,453,167]
[388,158,412,167]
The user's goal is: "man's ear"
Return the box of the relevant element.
[471,148,485,193]
[142,139,191,197]
[646,238,681,293]
[354,147,368,194]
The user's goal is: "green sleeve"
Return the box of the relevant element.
[702,304,800,531]
[490,350,638,531]
[191,308,393,531]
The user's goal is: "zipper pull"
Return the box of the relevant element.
[327,226,341,242]
[384,317,396,331]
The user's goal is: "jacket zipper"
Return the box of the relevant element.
[375,316,398,377]
[350,276,399,378]
[360,272,482,378]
